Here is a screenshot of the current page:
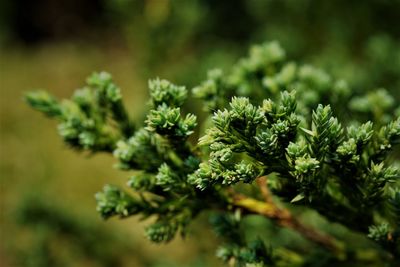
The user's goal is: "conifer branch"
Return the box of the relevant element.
[26,41,400,266]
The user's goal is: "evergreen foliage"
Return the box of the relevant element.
[26,42,400,266]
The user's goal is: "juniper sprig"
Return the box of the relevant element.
[27,42,400,266]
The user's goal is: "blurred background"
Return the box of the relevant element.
[1,0,399,266]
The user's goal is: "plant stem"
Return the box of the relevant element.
[231,177,343,254]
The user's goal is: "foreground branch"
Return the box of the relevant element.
[231,178,343,253]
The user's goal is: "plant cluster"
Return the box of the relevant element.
[27,42,399,266]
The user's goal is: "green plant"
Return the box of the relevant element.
[26,42,399,266]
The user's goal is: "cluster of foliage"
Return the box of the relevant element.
[27,42,399,266]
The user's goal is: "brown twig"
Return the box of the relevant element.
[256,176,274,203]
[230,178,342,253]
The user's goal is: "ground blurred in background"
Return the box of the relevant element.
[1,1,399,266]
